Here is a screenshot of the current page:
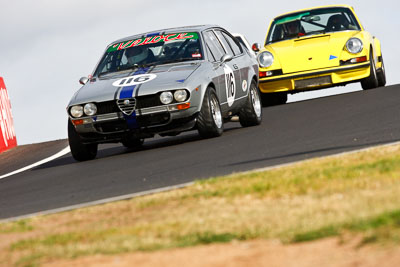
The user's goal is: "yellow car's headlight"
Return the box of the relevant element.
[257,51,274,68]
[346,38,363,54]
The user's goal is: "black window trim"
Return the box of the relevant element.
[212,28,243,58]
[219,30,244,57]
[201,29,226,63]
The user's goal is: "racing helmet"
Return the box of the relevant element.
[126,46,149,64]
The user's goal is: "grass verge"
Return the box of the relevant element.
[1,144,400,266]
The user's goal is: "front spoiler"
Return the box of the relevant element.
[259,62,370,93]
[75,113,198,144]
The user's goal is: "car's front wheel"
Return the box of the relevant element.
[377,55,386,87]
[361,51,379,90]
[239,81,262,127]
[197,87,223,138]
[68,120,98,161]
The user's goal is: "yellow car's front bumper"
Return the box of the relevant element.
[259,62,370,93]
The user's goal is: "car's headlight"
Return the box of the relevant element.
[70,105,83,118]
[257,51,274,68]
[84,103,97,116]
[174,90,188,102]
[160,91,173,104]
[346,38,363,54]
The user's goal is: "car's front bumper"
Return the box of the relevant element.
[70,104,198,144]
[259,62,370,93]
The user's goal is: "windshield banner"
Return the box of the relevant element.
[107,32,199,52]
[0,77,17,153]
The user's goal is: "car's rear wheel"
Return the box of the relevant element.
[197,87,223,138]
[377,55,386,87]
[122,137,144,149]
[361,51,379,90]
[260,92,287,107]
[239,81,262,127]
[68,120,98,161]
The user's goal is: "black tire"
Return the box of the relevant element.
[239,81,262,127]
[122,137,144,149]
[68,120,98,161]
[361,51,379,90]
[377,55,386,87]
[260,92,287,107]
[197,87,223,138]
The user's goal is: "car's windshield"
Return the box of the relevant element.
[94,32,203,77]
[266,7,361,44]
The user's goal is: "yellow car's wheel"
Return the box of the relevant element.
[361,51,379,90]
[260,92,287,107]
[377,56,386,87]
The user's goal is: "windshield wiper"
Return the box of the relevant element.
[304,30,326,36]
[158,58,199,65]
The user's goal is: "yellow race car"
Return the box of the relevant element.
[253,4,386,105]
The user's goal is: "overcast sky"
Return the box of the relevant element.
[1,0,398,145]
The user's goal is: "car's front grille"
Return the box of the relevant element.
[117,98,136,115]
[94,94,162,116]
[96,101,119,115]
[136,95,161,109]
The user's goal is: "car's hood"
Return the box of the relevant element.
[268,31,359,74]
[70,62,201,105]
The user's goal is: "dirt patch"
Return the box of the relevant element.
[42,237,400,267]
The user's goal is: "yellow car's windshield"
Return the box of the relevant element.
[266,7,361,44]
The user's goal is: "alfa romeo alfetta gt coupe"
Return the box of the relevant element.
[254,5,386,105]
[67,25,261,161]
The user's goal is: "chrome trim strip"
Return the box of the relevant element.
[260,62,370,83]
[140,106,168,115]
[95,113,120,122]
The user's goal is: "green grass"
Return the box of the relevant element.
[0,219,33,234]
[293,210,400,243]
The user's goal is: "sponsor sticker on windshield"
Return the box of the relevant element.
[108,32,199,53]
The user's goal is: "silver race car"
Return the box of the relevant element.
[67,25,262,161]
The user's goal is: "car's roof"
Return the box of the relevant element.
[274,4,355,20]
[111,24,219,45]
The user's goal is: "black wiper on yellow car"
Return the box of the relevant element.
[304,30,326,36]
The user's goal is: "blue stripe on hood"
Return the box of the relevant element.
[119,67,151,99]
[119,67,150,129]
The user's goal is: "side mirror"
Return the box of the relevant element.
[79,77,89,85]
[252,43,261,53]
[220,54,233,64]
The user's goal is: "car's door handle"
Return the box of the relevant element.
[233,64,239,70]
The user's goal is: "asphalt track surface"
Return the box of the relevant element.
[1,84,400,220]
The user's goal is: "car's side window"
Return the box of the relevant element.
[221,32,243,56]
[205,44,216,62]
[203,30,225,62]
[215,30,235,57]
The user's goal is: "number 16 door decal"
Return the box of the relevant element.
[223,65,236,107]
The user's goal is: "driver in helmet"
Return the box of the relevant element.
[125,46,155,65]
[285,20,305,38]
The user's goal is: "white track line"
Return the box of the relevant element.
[2,141,400,222]
[0,146,70,180]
